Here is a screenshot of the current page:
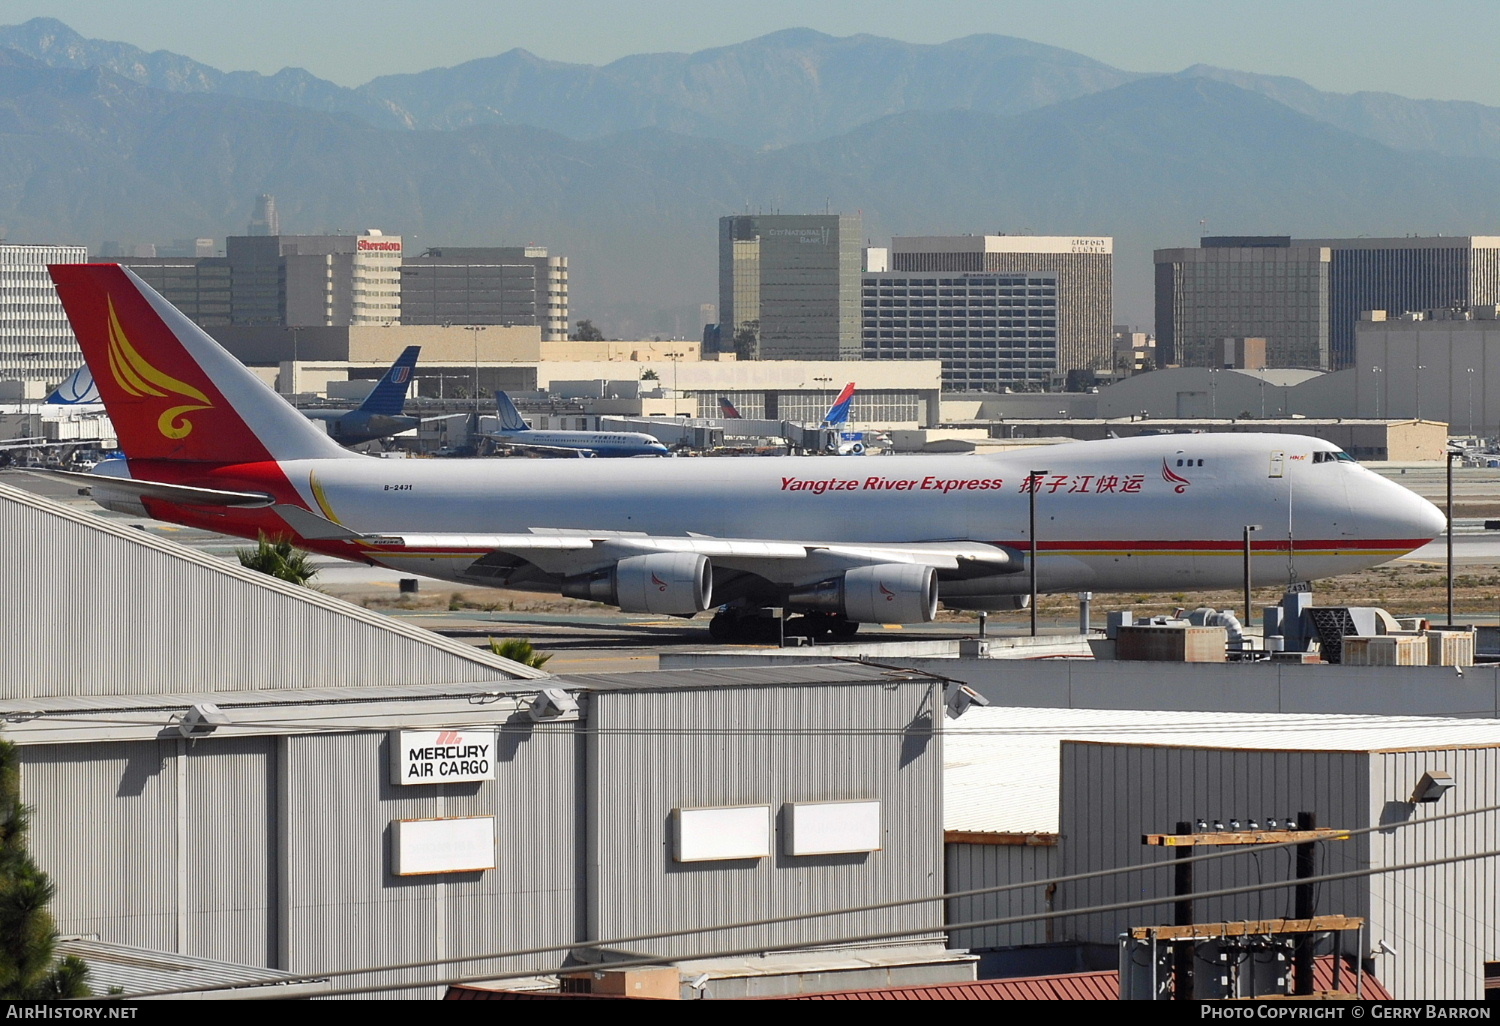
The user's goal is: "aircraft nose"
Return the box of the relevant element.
[1390,483,1447,542]
[1413,493,1448,541]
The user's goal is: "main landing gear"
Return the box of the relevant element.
[707,607,861,643]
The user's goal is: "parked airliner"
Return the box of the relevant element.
[45,265,1445,638]
[50,346,429,448]
[301,346,426,446]
[486,391,670,457]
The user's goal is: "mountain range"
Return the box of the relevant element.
[0,17,1497,336]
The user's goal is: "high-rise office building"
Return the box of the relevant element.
[862,271,1059,391]
[247,194,280,237]
[110,257,233,327]
[1154,239,1331,369]
[123,231,402,329]
[889,236,1113,375]
[0,243,88,385]
[1156,236,1500,370]
[401,247,569,340]
[717,214,862,360]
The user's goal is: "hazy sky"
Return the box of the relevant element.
[0,0,1497,105]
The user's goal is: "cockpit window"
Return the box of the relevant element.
[1312,450,1357,464]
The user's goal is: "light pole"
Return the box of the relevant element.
[1207,368,1218,418]
[1446,448,1460,627]
[1371,366,1382,420]
[1467,368,1475,436]
[665,351,684,398]
[463,325,487,412]
[1416,364,1426,420]
[1243,524,1262,642]
[1029,469,1047,637]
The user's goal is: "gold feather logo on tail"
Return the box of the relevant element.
[105,297,213,439]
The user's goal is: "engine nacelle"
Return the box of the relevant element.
[787,563,937,624]
[561,553,713,615]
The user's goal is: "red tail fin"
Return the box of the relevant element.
[49,264,350,464]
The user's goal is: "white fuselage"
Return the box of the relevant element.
[490,428,669,457]
[270,433,1443,598]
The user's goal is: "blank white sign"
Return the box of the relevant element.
[674,805,771,862]
[785,800,882,856]
[392,816,496,876]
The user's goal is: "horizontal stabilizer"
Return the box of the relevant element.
[21,468,273,507]
[271,504,364,541]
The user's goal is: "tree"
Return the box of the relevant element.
[236,533,319,586]
[640,369,659,381]
[488,638,552,669]
[570,319,605,341]
[0,740,89,998]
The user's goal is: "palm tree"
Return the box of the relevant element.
[488,638,552,669]
[235,533,319,586]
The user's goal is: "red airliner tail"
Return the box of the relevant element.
[49,264,352,465]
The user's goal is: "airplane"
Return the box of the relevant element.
[300,346,425,446]
[49,346,428,448]
[485,391,671,458]
[812,381,873,455]
[41,264,1446,640]
[46,364,101,405]
[718,397,743,419]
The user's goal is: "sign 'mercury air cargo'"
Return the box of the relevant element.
[391,729,497,785]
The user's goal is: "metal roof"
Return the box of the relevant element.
[0,663,939,744]
[0,680,547,744]
[945,706,1500,835]
[58,938,330,999]
[784,956,1389,1000]
[562,661,941,692]
[0,480,548,699]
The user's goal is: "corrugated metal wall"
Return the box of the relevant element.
[23,738,276,964]
[1364,748,1500,1000]
[23,675,944,997]
[25,721,582,999]
[279,726,582,997]
[945,842,1059,950]
[0,484,539,699]
[1058,743,1369,950]
[586,680,944,958]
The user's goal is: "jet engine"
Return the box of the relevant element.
[562,553,713,615]
[786,563,938,623]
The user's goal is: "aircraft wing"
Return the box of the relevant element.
[344,527,1019,577]
[482,436,593,458]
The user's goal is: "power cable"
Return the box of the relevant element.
[241,843,1500,1001]
[102,803,1500,1000]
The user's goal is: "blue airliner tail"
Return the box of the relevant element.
[357,346,420,416]
[494,391,531,432]
[46,365,101,404]
[821,382,856,427]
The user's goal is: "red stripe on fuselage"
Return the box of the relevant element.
[1001,539,1427,552]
